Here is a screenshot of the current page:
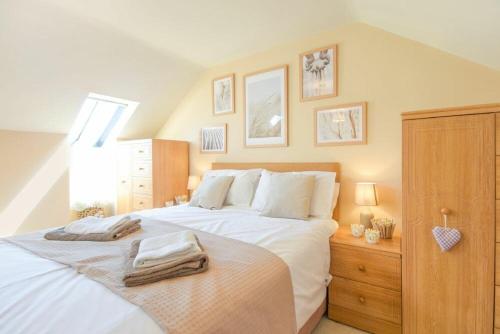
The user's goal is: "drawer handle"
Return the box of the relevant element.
[358,296,366,304]
[121,180,126,184]
[139,184,144,188]
[138,150,144,153]
[358,265,366,272]
[139,201,144,205]
[139,167,144,170]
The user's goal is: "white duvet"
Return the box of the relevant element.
[0,205,337,334]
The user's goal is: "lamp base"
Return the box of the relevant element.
[360,211,374,229]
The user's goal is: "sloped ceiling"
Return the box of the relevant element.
[1,0,499,136]
[0,0,202,137]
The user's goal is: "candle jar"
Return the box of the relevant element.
[365,228,381,244]
[350,224,365,238]
[175,195,188,205]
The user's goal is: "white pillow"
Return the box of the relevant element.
[189,175,234,210]
[260,173,316,219]
[251,170,272,211]
[252,170,337,218]
[205,169,262,206]
[299,171,337,218]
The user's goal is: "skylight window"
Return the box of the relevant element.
[68,93,139,147]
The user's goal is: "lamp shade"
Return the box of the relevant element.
[355,182,378,206]
[187,175,200,190]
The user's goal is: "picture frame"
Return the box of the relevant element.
[299,44,338,102]
[314,102,367,146]
[244,65,288,147]
[200,124,227,154]
[212,74,235,115]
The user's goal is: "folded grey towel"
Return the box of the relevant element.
[123,237,209,287]
[44,219,141,241]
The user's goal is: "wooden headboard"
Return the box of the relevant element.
[211,162,341,221]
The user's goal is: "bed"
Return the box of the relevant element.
[0,162,340,334]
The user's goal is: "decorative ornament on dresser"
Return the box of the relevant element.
[315,102,367,146]
[300,44,337,101]
[244,65,288,147]
[350,223,365,237]
[73,202,105,219]
[200,124,227,154]
[371,218,396,239]
[364,228,381,244]
[212,74,235,115]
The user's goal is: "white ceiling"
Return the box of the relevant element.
[1,0,499,135]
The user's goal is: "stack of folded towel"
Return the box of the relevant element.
[45,215,141,241]
[123,230,208,287]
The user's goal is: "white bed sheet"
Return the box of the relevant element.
[0,205,337,334]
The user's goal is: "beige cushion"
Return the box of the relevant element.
[204,169,262,206]
[189,175,234,210]
[260,173,316,219]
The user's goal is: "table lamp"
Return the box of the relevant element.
[355,182,378,228]
[187,175,200,199]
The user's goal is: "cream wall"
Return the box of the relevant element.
[157,23,500,228]
[0,130,70,235]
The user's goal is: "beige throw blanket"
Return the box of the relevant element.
[123,238,209,287]
[5,219,297,334]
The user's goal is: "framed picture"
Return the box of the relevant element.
[212,74,234,115]
[200,124,227,153]
[300,44,338,102]
[244,65,288,147]
[314,102,367,146]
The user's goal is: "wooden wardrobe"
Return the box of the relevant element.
[116,139,189,214]
[402,104,500,333]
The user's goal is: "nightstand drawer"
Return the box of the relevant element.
[331,245,401,290]
[329,276,401,324]
[328,305,401,334]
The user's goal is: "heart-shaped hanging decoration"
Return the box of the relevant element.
[432,226,461,252]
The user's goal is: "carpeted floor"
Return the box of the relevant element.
[312,317,367,334]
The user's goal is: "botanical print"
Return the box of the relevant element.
[201,125,226,153]
[300,45,337,101]
[213,75,234,115]
[316,103,366,145]
[245,66,287,147]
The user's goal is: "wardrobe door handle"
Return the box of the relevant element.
[359,296,366,304]
[139,185,144,188]
[358,265,366,272]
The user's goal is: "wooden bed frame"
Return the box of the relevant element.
[212,162,341,221]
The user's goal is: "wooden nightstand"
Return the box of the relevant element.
[328,225,402,334]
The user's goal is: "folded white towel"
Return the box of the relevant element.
[64,215,131,234]
[133,230,202,269]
